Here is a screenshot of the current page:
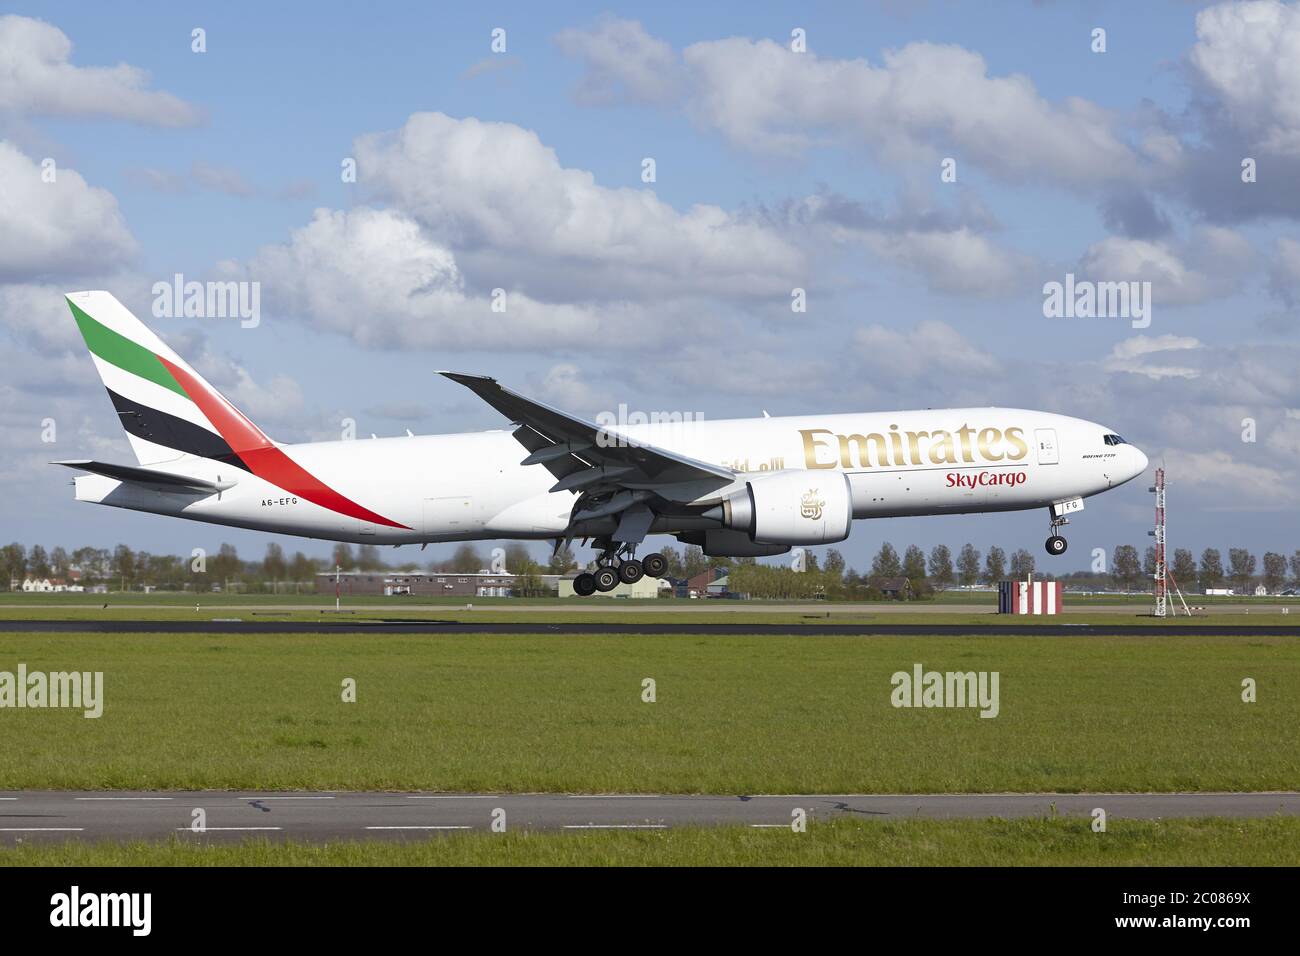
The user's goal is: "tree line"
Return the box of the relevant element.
[4,539,1297,597]
[0,540,580,593]
[655,541,1300,600]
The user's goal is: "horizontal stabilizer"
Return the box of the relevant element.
[52,460,236,494]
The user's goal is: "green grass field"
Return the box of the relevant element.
[0,630,1295,792]
[3,589,1295,627]
[2,817,1296,866]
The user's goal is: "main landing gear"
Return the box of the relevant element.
[1045,514,1069,556]
[572,545,668,596]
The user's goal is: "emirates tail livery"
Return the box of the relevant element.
[57,291,1148,595]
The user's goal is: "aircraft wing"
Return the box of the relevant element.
[439,373,733,494]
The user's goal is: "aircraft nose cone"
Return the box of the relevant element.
[1131,445,1149,478]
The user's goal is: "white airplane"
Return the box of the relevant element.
[57,291,1148,595]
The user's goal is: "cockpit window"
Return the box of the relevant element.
[1103,434,1127,446]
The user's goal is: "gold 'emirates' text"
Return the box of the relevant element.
[800,425,1029,470]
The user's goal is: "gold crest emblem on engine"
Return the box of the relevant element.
[800,489,825,520]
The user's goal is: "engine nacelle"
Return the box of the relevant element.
[678,529,791,558]
[708,471,853,546]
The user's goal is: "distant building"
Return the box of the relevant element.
[685,568,729,598]
[315,570,559,598]
[875,576,914,600]
[20,577,82,593]
[1205,588,1234,596]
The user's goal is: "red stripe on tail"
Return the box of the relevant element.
[157,356,409,529]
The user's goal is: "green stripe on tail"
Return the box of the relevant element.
[66,298,189,399]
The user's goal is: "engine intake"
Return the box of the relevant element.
[706,471,853,546]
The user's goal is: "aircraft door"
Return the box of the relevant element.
[1034,428,1059,465]
[423,495,476,535]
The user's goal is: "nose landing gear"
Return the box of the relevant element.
[1045,514,1069,556]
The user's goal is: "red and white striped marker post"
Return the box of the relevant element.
[998,577,1063,614]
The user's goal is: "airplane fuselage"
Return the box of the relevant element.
[73,407,1147,545]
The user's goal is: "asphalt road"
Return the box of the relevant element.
[0,619,1297,635]
[11,601,1294,615]
[1,791,1296,843]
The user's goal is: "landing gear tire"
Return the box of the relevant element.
[573,572,597,596]
[1045,535,1068,556]
[618,559,644,585]
[593,567,620,592]
[641,553,668,578]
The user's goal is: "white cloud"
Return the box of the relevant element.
[853,320,1001,383]
[0,15,202,126]
[352,112,803,300]
[190,342,305,428]
[1269,235,1300,307]
[773,192,1031,297]
[235,206,617,350]
[863,227,1034,297]
[127,162,267,198]
[190,162,255,198]
[1264,411,1300,461]
[1188,1,1300,155]
[1164,449,1291,500]
[629,345,835,400]
[1077,229,1251,306]
[0,142,137,282]
[532,363,610,415]
[553,17,680,106]
[557,22,1137,188]
[461,55,522,82]
[1103,335,1203,379]
[0,282,87,354]
[124,166,189,195]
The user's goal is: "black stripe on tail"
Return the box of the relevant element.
[105,388,250,471]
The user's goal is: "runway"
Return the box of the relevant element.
[11,600,1297,615]
[1,791,1296,843]
[0,619,1297,636]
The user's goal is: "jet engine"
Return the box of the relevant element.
[705,471,853,546]
[677,529,791,557]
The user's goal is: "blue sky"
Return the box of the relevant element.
[2,1,1299,573]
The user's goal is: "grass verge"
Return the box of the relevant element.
[2,817,1296,866]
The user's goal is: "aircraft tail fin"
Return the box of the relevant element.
[64,290,273,468]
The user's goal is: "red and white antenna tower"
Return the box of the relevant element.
[1149,467,1191,617]
[1151,467,1168,617]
